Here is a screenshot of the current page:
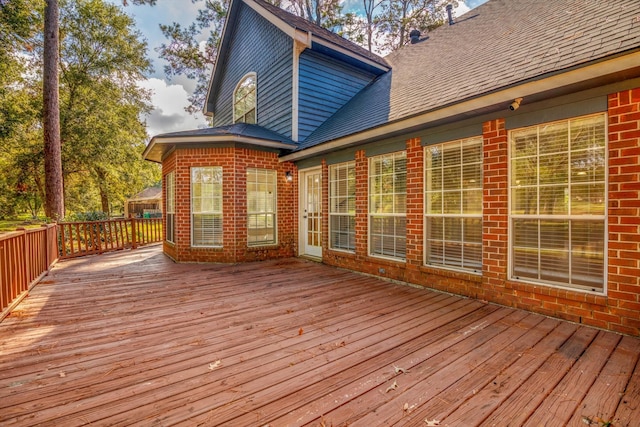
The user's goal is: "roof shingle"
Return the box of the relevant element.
[298,0,640,149]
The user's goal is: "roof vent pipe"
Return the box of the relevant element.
[410,29,421,44]
[446,4,454,25]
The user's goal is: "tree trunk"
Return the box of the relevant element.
[95,169,111,217]
[43,0,64,220]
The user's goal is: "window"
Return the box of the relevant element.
[191,167,223,247]
[234,73,256,124]
[369,152,406,260]
[510,114,606,291]
[425,137,483,272]
[165,171,175,244]
[247,168,276,246]
[329,162,356,252]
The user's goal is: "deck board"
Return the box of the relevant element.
[0,246,638,426]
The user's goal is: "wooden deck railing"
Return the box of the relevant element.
[58,218,163,259]
[0,225,59,321]
[1,218,163,321]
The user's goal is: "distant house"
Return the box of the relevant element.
[144,0,640,335]
[124,186,162,218]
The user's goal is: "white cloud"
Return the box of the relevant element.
[138,78,208,138]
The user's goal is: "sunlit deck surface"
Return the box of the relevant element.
[1,246,639,426]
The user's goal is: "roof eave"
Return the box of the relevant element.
[281,49,640,162]
[143,134,296,163]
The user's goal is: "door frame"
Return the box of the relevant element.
[298,167,323,259]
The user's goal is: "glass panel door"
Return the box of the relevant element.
[302,169,322,258]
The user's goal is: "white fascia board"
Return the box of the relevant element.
[280,51,640,162]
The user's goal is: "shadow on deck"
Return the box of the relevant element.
[1,246,638,426]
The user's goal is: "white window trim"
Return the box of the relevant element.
[190,166,223,248]
[233,72,257,124]
[329,161,356,253]
[165,171,175,244]
[246,168,278,247]
[368,152,407,262]
[423,138,483,274]
[507,113,608,294]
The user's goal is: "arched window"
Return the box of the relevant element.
[234,73,256,124]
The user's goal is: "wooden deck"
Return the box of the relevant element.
[1,246,639,426]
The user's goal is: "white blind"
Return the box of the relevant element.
[510,114,605,291]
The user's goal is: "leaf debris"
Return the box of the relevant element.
[385,380,398,393]
[208,360,222,370]
[424,419,440,426]
[394,365,410,374]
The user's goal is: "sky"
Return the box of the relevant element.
[114,0,489,139]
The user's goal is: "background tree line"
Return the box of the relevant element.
[1,0,160,220]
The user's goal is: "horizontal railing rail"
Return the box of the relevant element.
[58,218,163,259]
[1,218,163,321]
[0,225,59,322]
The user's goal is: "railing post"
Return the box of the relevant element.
[131,218,137,249]
[17,228,28,296]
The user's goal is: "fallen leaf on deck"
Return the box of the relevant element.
[298,327,304,335]
[58,372,66,378]
[403,402,409,411]
[385,380,398,393]
[424,419,440,426]
[208,360,222,370]
[394,365,410,374]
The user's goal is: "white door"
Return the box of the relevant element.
[300,169,322,258]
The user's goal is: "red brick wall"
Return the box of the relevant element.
[160,88,640,336]
[162,146,296,263]
[321,87,640,336]
[607,88,640,335]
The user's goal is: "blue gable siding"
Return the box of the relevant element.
[298,50,377,142]
[211,5,293,138]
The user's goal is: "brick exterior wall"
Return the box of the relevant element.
[162,146,297,263]
[321,87,640,336]
[160,87,639,336]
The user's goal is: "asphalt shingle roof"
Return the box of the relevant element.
[298,0,640,149]
[154,123,296,146]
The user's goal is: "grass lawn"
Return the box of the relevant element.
[0,216,48,234]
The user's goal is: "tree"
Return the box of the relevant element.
[288,0,344,28]
[40,0,157,220]
[43,0,64,220]
[376,0,456,52]
[158,0,228,114]
[57,0,158,216]
[362,0,383,52]
[1,0,160,219]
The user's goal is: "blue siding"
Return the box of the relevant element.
[298,50,376,142]
[211,5,293,138]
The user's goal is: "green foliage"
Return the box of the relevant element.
[0,0,161,220]
[65,210,109,222]
[376,0,457,52]
[158,0,229,114]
